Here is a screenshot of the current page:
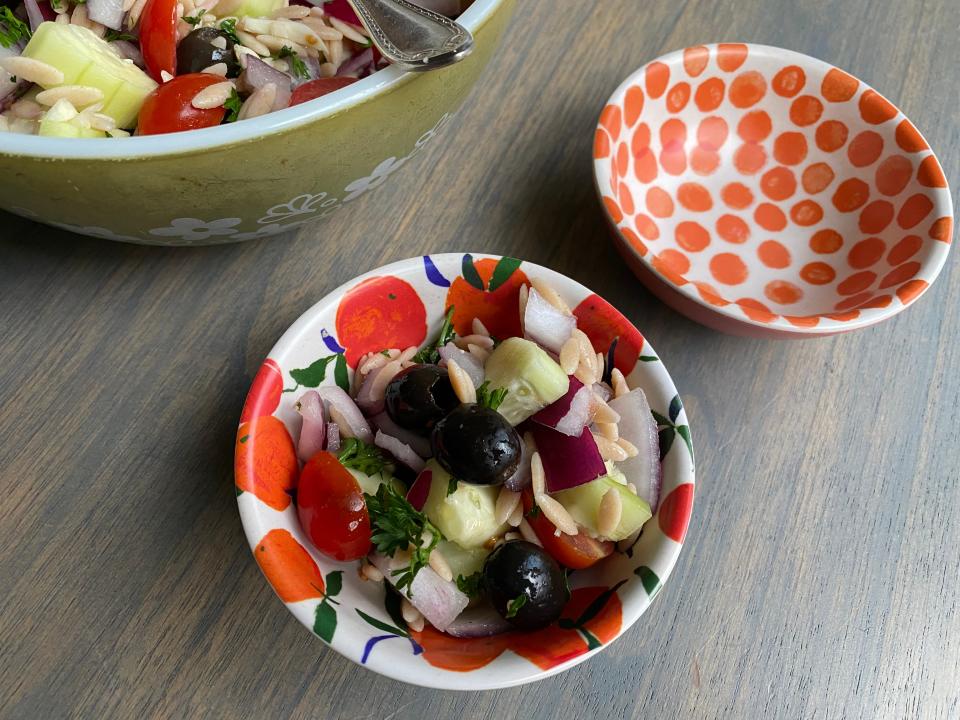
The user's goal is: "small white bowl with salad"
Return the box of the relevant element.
[235,253,696,689]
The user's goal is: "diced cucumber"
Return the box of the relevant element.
[347,468,403,496]
[604,461,628,486]
[483,337,569,425]
[553,475,651,541]
[213,0,285,18]
[437,540,489,580]
[420,460,507,548]
[22,22,156,128]
[38,118,107,138]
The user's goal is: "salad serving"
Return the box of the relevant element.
[291,278,662,637]
[0,0,467,137]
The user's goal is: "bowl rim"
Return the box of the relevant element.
[0,0,504,160]
[593,42,954,336]
[235,253,695,690]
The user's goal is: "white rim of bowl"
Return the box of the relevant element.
[594,43,955,335]
[0,0,502,160]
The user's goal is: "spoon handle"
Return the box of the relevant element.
[345,0,474,71]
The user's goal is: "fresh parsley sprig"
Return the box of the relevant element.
[455,571,483,597]
[476,381,508,411]
[184,9,206,25]
[104,29,137,42]
[412,306,456,364]
[337,437,389,476]
[218,18,240,44]
[364,483,444,594]
[223,88,242,122]
[277,45,309,79]
[0,7,30,49]
[505,593,528,618]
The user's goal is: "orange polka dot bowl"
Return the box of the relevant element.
[594,43,954,338]
[235,254,695,689]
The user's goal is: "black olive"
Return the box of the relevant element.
[483,541,569,630]
[176,27,240,77]
[431,405,521,485]
[384,364,459,435]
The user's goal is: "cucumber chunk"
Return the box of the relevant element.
[553,475,651,541]
[483,337,569,425]
[420,460,507,548]
[22,22,157,128]
[213,0,285,17]
[38,118,107,138]
[437,540,489,580]
[347,468,403,497]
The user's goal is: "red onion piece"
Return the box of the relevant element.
[87,0,124,30]
[529,425,606,493]
[608,388,661,511]
[503,433,533,491]
[406,467,432,511]
[316,386,373,443]
[23,0,45,31]
[325,422,341,452]
[355,360,401,417]
[523,287,576,355]
[437,342,484,388]
[295,390,326,463]
[0,45,28,110]
[369,553,469,631]
[336,47,373,77]
[315,0,360,24]
[239,57,292,110]
[593,382,612,403]
[375,430,425,473]
[531,376,594,437]
[110,40,145,69]
[445,603,512,638]
[372,411,431,458]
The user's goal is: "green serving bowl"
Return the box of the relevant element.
[0,0,512,246]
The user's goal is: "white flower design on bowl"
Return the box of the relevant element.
[148,217,242,241]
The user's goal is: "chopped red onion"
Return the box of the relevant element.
[529,425,606,493]
[375,430,425,473]
[239,57,292,110]
[316,386,373,443]
[608,388,661,511]
[523,287,576,355]
[23,0,45,31]
[0,45,27,110]
[355,360,401,417]
[593,381,613,402]
[110,40,145,69]
[406,467,432,511]
[325,422,341,452]
[531,376,593,437]
[372,411,431,458]
[313,0,360,24]
[295,390,326,463]
[437,342,484,388]
[336,47,373,78]
[87,0,124,30]
[503,433,533,491]
[445,603,512,638]
[369,553,469,631]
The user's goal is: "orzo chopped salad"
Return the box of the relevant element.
[0,0,468,137]
[292,278,662,636]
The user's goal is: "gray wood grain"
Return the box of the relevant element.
[1,1,958,718]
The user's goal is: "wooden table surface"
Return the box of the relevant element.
[2,1,958,718]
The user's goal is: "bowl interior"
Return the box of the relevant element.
[235,254,695,690]
[595,44,953,329]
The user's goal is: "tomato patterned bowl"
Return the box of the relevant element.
[594,43,953,338]
[234,253,695,690]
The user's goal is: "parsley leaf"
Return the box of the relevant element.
[456,571,483,597]
[184,9,206,25]
[218,18,240,44]
[104,29,137,42]
[476,382,508,411]
[277,45,309,79]
[0,7,31,49]
[364,483,444,594]
[505,594,528,618]
[412,306,456,364]
[337,437,389,476]
[447,477,458,496]
[223,88,242,122]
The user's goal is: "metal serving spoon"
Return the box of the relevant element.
[345,0,475,71]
